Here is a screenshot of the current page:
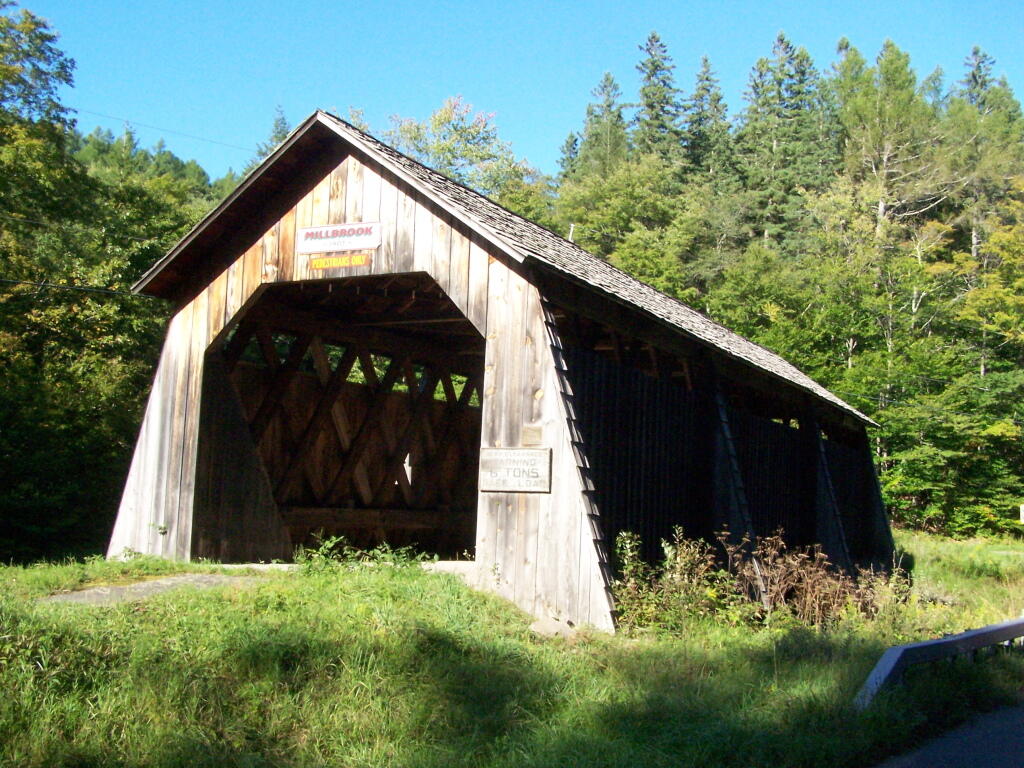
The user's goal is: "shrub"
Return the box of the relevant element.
[613,527,909,632]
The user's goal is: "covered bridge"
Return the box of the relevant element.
[108,111,893,631]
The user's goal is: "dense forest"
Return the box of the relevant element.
[1,3,1021,562]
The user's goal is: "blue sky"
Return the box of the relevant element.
[26,0,1024,181]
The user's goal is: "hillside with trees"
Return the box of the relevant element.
[1,3,1021,562]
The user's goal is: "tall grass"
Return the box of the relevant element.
[2,531,1023,767]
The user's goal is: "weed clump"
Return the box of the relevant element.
[613,527,910,632]
[293,533,435,572]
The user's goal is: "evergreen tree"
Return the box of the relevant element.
[245,105,291,173]
[682,56,735,182]
[557,131,579,180]
[571,72,630,180]
[959,46,996,109]
[735,33,837,244]
[633,31,683,160]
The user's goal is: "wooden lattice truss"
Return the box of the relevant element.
[220,275,484,554]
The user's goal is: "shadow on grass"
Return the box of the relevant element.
[15,614,1024,768]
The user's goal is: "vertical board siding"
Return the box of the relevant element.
[413,198,434,273]
[278,207,296,284]
[511,285,544,616]
[377,165,398,272]
[467,239,489,334]
[448,227,471,319]
[107,318,173,556]
[431,214,452,295]
[396,187,417,274]
[476,259,614,630]
[329,161,348,224]
[159,302,193,557]
[262,221,280,283]
[176,289,209,559]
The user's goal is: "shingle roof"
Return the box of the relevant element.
[316,113,872,426]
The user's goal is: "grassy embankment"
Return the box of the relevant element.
[2,530,1023,768]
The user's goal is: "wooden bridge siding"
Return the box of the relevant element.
[478,258,615,630]
[108,237,267,559]
[109,151,615,629]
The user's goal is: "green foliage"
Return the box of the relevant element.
[735,33,839,245]
[293,533,434,573]
[0,5,226,561]
[567,72,630,181]
[387,96,523,198]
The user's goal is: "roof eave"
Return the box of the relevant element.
[524,257,877,428]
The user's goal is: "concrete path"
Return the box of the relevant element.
[875,704,1024,767]
[40,573,258,606]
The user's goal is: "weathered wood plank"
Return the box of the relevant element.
[292,185,314,282]
[344,154,362,223]
[261,220,280,284]
[477,256,527,600]
[205,270,228,348]
[448,225,471,319]
[242,242,263,307]
[466,238,490,334]
[329,158,349,224]
[224,252,245,330]
[431,213,452,296]
[277,206,297,284]
[175,287,209,559]
[377,167,399,274]
[475,255,508,575]
[412,194,434,274]
[108,314,179,557]
[157,302,194,557]
[361,157,381,222]
[395,184,417,273]
[511,283,547,616]
[311,171,331,227]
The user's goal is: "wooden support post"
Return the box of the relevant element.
[809,418,855,573]
[711,381,769,608]
[855,429,897,569]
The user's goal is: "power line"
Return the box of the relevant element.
[0,278,154,298]
[71,107,256,154]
